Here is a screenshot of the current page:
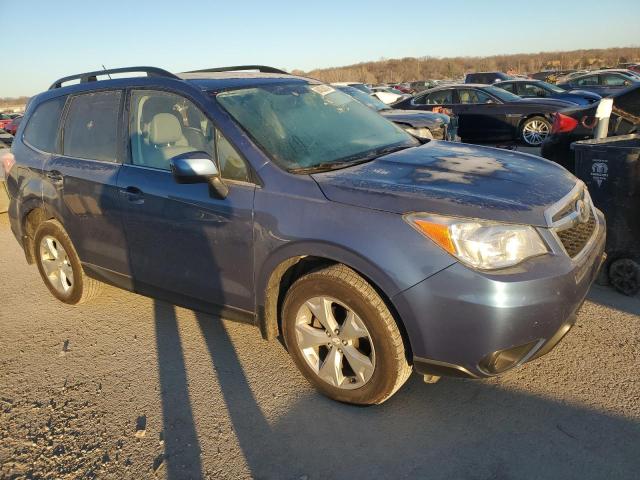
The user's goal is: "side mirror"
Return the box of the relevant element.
[485,98,496,104]
[169,151,229,199]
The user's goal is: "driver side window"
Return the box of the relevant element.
[424,90,453,105]
[129,90,251,182]
[129,90,214,171]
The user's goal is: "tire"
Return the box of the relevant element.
[281,264,412,405]
[34,219,102,304]
[520,116,551,146]
[608,258,640,296]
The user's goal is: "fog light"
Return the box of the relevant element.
[479,340,541,374]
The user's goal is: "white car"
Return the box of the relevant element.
[370,87,410,104]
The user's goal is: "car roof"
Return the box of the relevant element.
[178,71,317,91]
[495,79,539,83]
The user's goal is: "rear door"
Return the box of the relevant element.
[43,90,130,277]
[118,89,256,312]
[454,88,508,140]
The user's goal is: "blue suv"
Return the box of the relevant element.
[5,66,606,405]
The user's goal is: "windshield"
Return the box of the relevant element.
[216,82,417,171]
[483,86,522,102]
[336,86,390,111]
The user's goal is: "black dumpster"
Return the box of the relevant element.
[572,134,640,295]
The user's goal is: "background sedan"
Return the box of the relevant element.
[393,84,574,146]
[495,79,600,105]
[557,71,639,97]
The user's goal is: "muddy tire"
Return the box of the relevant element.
[282,264,412,405]
[34,220,102,304]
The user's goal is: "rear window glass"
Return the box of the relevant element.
[63,91,122,162]
[23,96,66,153]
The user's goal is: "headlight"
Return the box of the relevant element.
[403,126,433,139]
[404,213,548,270]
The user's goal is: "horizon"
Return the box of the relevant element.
[2,0,639,97]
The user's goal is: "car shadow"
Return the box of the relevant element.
[587,284,640,316]
[148,307,640,480]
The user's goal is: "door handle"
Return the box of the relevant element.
[119,186,145,204]
[46,170,63,184]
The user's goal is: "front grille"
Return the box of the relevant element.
[556,210,596,258]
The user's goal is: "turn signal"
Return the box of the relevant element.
[412,219,455,254]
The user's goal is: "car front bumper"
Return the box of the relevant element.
[393,209,606,379]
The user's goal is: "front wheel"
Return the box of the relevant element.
[34,220,102,304]
[281,265,412,405]
[520,116,551,146]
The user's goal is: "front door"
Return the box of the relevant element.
[118,89,256,312]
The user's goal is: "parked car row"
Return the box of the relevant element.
[0,112,23,136]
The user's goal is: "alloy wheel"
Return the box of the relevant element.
[39,235,74,295]
[294,296,376,389]
[522,119,550,146]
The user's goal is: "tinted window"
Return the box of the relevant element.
[63,91,121,162]
[457,89,493,104]
[23,96,66,153]
[576,75,598,86]
[521,83,548,97]
[216,130,250,182]
[498,82,515,93]
[423,90,454,105]
[129,90,214,170]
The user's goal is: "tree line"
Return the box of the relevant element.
[292,47,640,84]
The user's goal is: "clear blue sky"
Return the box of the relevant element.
[2,0,638,97]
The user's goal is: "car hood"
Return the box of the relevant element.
[312,141,577,227]
[380,109,448,128]
[514,97,577,109]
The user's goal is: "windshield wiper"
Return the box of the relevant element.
[289,143,413,174]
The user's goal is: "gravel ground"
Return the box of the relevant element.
[1,211,639,480]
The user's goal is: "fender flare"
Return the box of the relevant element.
[255,240,404,341]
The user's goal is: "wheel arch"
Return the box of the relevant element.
[518,112,553,131]
[256,243,413,361]
[20,203,56,264]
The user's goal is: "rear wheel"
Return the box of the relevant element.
[34,220,102,304]
[520,116,551,146]
[281,264,411,405]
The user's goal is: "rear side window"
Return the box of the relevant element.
[498,82,515,93]
[63,91,122,162]
[23,96,66,153]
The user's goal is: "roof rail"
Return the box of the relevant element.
[49,66,180,90]
[184,65,289,75]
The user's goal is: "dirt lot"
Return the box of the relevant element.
[1,210,639,479]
